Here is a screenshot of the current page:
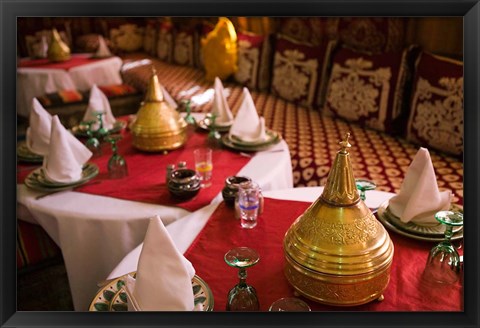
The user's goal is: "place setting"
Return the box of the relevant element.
[220,87,281,152]
[89,216,214,312]
[24,110,99,195]
[197,77,234,133]
[376,147,463,242]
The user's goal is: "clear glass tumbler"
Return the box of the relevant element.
[238,181,261,229]
[194,148,213,188]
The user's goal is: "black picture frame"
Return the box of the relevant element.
[2,0,479,327]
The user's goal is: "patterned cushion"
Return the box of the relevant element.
[109,23,145,53]
[17,220,61,270]
[173,28,196,67]
[118,53,464,207]
[406,52,463,157]
[325,17,406,54]
[37,84,138,108]
[75,33,102,53]
[278,17,326,46]
[233,31,272,91]
[324,45,418,134]
[271,35,337,108]
[143,19,158,56]
[156,19,174,63]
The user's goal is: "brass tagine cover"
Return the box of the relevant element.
[283,133,394,306]
[131,68,187,152]
[47,28,71,62]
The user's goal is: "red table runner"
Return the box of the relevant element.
[184,198,463,311]
[18,55,102,70]
[17,125,251,212]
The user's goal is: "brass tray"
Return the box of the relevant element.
[24,163,99,192]
[377,200,463,242]
[17,141,43,163]
[89,272,214,311]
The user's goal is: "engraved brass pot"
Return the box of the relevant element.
[47,28,71,62]
[283,134,394,306]
[131,68,187,152]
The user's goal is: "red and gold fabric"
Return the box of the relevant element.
[156,19,174,63]
[323,45,419,134]
[143,19,158,56]
[233,31,272,91]
[270,35,337,108]
[406,51,463,157]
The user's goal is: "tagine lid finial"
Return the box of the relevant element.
[144,66,164,102]
[321,132,360,206]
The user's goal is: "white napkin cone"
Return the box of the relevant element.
[83,84,117,130]
[26,98,53,156]
[124,216,196,311]
[43,115,93,183]
[95,35,113,57]
[388,147,452,225]
[211,77,233,126]
[161,84,178,110]
[229,87,267,143]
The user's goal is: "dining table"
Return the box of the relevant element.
[16,114,293,311]
[17,53,123,117]
[106,187,463,312]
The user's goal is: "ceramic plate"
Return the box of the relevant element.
[17,141,43,163]
[197,118,232,132]
[229,130,280,147]
[71,120,126,137]
[377,200,463,242]
[221,132,281,152]
[25,163,99,191]
[89,272,214,311]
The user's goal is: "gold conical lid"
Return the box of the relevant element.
[131,67,187,152]
[47,28,71,62]
[283,133,393,276]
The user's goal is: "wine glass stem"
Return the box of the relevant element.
[444,225,454,242]
[360,190,366,201]
[238,267,247,287]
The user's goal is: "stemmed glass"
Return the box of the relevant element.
[207,113,221,140]
[80,120,102,157]
[355,178,377,201]
[422,211,463,284]
[225,247,260,311]
[183,100,197,126]
[105,134,128,179]
[94,111,109,140]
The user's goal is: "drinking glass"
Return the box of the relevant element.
[225,247,260,311]
[105,134,128,179]
[194,148,213,188]
[94,111,109,140]
[269,297,311,311]
[183,100,197,126]
[80,120,102,157]
[238,181,261,229]
[355,178,377,201]
[422,210,463,284]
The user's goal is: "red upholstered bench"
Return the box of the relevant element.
[36,84,143,128]
[17,220,62,272]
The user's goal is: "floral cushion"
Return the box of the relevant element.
[233,31,272,90]
[270,35,337,108]
[173,28,196,67]
[74,33,102,53]
[406,52,463,157]
[325,17,406,54]
[143,19,158,56]
[156,19,174,63]
[278,17,326,46]
[109,23,145,53]
[323,45,418,134]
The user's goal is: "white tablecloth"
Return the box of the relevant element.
[16,134,292,310]
[107,187,395,281]
[17,54,123,117]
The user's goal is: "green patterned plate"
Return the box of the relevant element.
[229,129,280,147]
[17,141,44,163]
[71,120,126,137]
[221,131,281,152]
[89,272,214,311]
[377,200,463,242]
[25,163,99,191]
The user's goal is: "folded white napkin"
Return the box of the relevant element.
[26,98,52,156]
[211,77,233,126]
[83,84,117,130]
[124,216,196,311]
[229,87,267,142]
[43,115,93,183]
[388,147,452,224]
[95,35,113,58]
[160,84,178,110]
